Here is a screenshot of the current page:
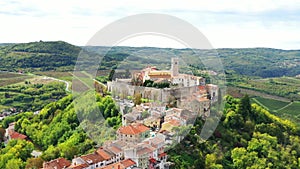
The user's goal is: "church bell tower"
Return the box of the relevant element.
[171,58,179,76]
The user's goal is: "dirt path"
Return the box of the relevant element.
[43,76,70,92]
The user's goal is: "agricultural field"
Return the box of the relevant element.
[34,71,73,81]
[251,96,290,111]
[278,102,300,116]
[0,81,66,112]
[0,72,32,87]
[236,76,300,101]
[251,96,300,124]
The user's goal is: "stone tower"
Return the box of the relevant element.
[171,58,179,76]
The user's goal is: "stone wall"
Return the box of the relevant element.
[107,80,199,103]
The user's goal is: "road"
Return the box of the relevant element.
[42,76,70,92]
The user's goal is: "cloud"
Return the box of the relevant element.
[0,0,299,49]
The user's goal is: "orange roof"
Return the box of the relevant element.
[120,159,136,168]
[80,153,105,164]
[168,119,181,126]
[99,163,123,169]
[43,158,71,169]
[158,152,167,158]
[67,163,89,169]
[10,131,27,140]
[96,148,112,160]
[198,85,206,91]
[117,123,149,135]
[109,146,122,154]
[149,75,171,79]
[98,159,136,169]
[148,71,171,79]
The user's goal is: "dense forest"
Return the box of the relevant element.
[0,94,121,169]
[169,95,300,169]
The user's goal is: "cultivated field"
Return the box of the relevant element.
[252,96,290,111]
[0,72,32,87]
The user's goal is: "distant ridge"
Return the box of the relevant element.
[0,41,299,78]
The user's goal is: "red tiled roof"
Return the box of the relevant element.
[109,146,122,154]
[117,123,149,135]
[198,85,206,91]
[96,148,112,160]
[80,153,105,164]
[99,163,123,169]
[43,158,71,169]
[98,159,136,169]
[10,131,27,140]
[149,158,157,163]
[158,152,167,158]
[67,163,89,169]
[120,159,136,168]
[168,119,180,126]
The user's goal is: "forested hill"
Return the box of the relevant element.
[1,41,300,78]
[218,48,300,78]
[169,95,300,168]
[0,41,80,71]
[1,93,300,168]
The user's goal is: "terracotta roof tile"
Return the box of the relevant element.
[158,152,167,158]
[98,159,136,169]
[67,163,89,169]
[10,131,27,140]
[117,123,149,135]
[120,159,136,168]
[109,146,122,154]
[80,153,105,164]
[43,158,71,169]
[96,148,112,160]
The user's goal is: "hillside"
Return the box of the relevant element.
[86,46,300,78]
[168,95,300,168]
[1,93,300,168]
[0,41,80,71]
[1,41,300,78]
[0,93,121,168]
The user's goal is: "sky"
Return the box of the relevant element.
[0,0,300,49]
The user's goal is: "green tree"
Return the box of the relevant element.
[6,158,23,169]
[133,92,142,105]
[108,69,115,81]
[238,94,252,120]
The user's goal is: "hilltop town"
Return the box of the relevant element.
[41,58,218,169]
[3,58,218,169]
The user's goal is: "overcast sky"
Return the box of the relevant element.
[1,0,300,49]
